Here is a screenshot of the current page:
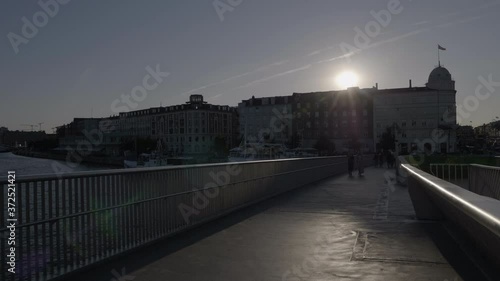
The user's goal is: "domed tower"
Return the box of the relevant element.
[426,66,455,90]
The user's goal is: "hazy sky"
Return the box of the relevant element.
[1,0,500,132]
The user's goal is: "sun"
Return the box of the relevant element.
[335,71,359,89]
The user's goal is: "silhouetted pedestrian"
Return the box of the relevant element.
[347,151,354,177]
[356,151,364,176]
[386,150,394,168]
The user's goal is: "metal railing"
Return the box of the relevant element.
[429,164,469,189]
[469,164,500,200]
[402,164,500,269]
[0,156,351,281]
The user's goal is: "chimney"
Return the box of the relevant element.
[409,79,412,88]
[375,83,378,89]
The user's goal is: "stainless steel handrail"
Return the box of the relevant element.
[0,156,343,184]
[402,163,500,237]
[469,164,500,200]
[0,156,355,281]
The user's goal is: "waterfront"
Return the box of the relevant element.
[0,152,117,177]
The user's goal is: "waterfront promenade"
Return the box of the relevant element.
[67,167,487,281]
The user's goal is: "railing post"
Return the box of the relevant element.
[0,156,359,281]
[454,165,457,182]
[468,165,472,191]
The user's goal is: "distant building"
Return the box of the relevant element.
[119,95,238,156]
[292,88,374,152]
[373,66,457,154]
[0,129,54,148]
[238,95,293,144]
[56,117,112,154]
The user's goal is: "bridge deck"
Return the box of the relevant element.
[69,167,486,281]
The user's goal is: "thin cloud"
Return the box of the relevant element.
[180,1,498,99]
[179,60,288,96]
[368,29,427,49]
[316,52,358,64]
[231,29,427,90]
[306,46,333,57]
[442,11,462,18]
[436,14,487,28]
[238,64,312,89]
[208,94,223,100]
[413,20,430,26]
[307,50,321,56]
[442,1,500,19]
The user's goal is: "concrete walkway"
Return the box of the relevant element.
[70,168,488,281]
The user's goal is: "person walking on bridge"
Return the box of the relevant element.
[347,150,354,177]
[356,151,364,176]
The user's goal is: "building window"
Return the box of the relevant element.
[352,110,356,116]
[315,112,319,118]
[412,120,417,127]
[402,121,406,127]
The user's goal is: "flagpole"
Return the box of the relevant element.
[437,44,440,67]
